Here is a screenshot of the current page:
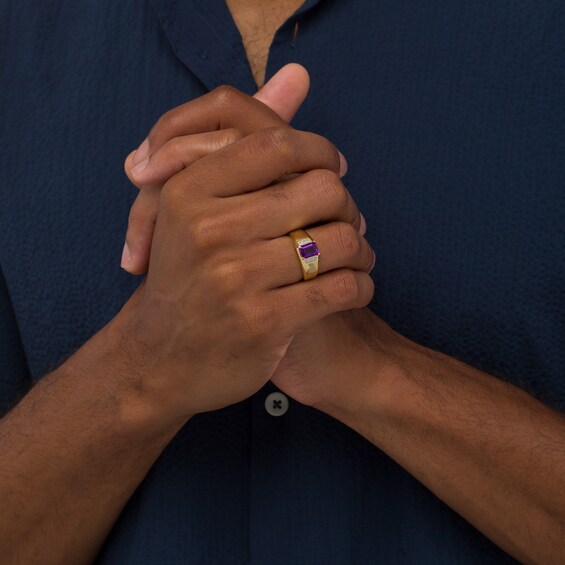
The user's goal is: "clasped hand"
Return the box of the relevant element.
[117,66,377,424]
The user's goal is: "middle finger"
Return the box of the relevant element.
[228,169,362,239]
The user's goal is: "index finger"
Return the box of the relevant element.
[166,127,341,200]
[132,85,288,167]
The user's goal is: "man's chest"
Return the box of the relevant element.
[226,0,306,86]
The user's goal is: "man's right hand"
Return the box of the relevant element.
[114,123,375,423]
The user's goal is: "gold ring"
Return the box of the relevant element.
[288,229,320,281]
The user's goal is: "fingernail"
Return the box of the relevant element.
[121,242,131,270]
[132,138,150,167]
[369,251,376,273]
[131,156,150,178]
[338,151,348,177]
[359,213,367,236]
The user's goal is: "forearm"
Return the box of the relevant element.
[326,331,565,564]
[0,315,187,564]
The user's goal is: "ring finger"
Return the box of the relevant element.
[258,221,375,289]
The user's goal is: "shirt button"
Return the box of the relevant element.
[265,392,289,417]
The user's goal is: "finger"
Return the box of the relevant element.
[254,63,310,123]
[131,64,309,169]
[167,128,341,200]
[124,149,139,186]
[359,213,367,236]
[255,64,347,176]
[131,87,284,170]
[265,222,375,288]
[121,185,161,274]
[230,169,362,239]
[126,129,243,187]
[268,269,375,334]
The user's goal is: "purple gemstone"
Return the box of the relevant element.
[299,241,319,259]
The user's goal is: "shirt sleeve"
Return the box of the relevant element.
[0,264,32,417]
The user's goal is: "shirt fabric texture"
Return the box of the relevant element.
[1,1,564,563]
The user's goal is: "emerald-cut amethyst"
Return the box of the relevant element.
[299,241,319,259]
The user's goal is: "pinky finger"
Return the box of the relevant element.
[273,269,375,334]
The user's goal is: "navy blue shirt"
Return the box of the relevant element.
[1,1,564,563]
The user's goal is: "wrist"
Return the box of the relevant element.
[64,308,191,439]
[317,317,432,440]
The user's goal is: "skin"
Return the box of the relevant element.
[122,64,326,271]
[123,66,565,562]
[0,73,373,564]
[225,0,305,86]
[1,2,563,561]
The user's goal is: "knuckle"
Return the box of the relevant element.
[267,181,295,204]
[185,216,211,249]
[212,84,244,108]
[363,244,375,271]
[160,181,182,212]
[334,222,361,259]
[155,107,182,134]
[186,212,231,250]
[253,127,295,160]
[310,133,341,170]
[305,285,329,307]
[215,260,247,296]
[160,177,190,211]
[331,270,360,304]
[216,255,263,295]
[223,128,244,145]
[310,169,347,207]
[160,167,205,210]
[166,135,186,157]
[361,274,376,305]
[327,139,341,168]
[325,138,341,169]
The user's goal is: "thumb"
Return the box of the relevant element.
[253,63,310,123]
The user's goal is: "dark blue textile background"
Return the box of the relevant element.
[1,1,564,563]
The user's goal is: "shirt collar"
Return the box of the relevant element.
[148,0,324,93]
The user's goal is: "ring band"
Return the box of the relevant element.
[288,229,320,281]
